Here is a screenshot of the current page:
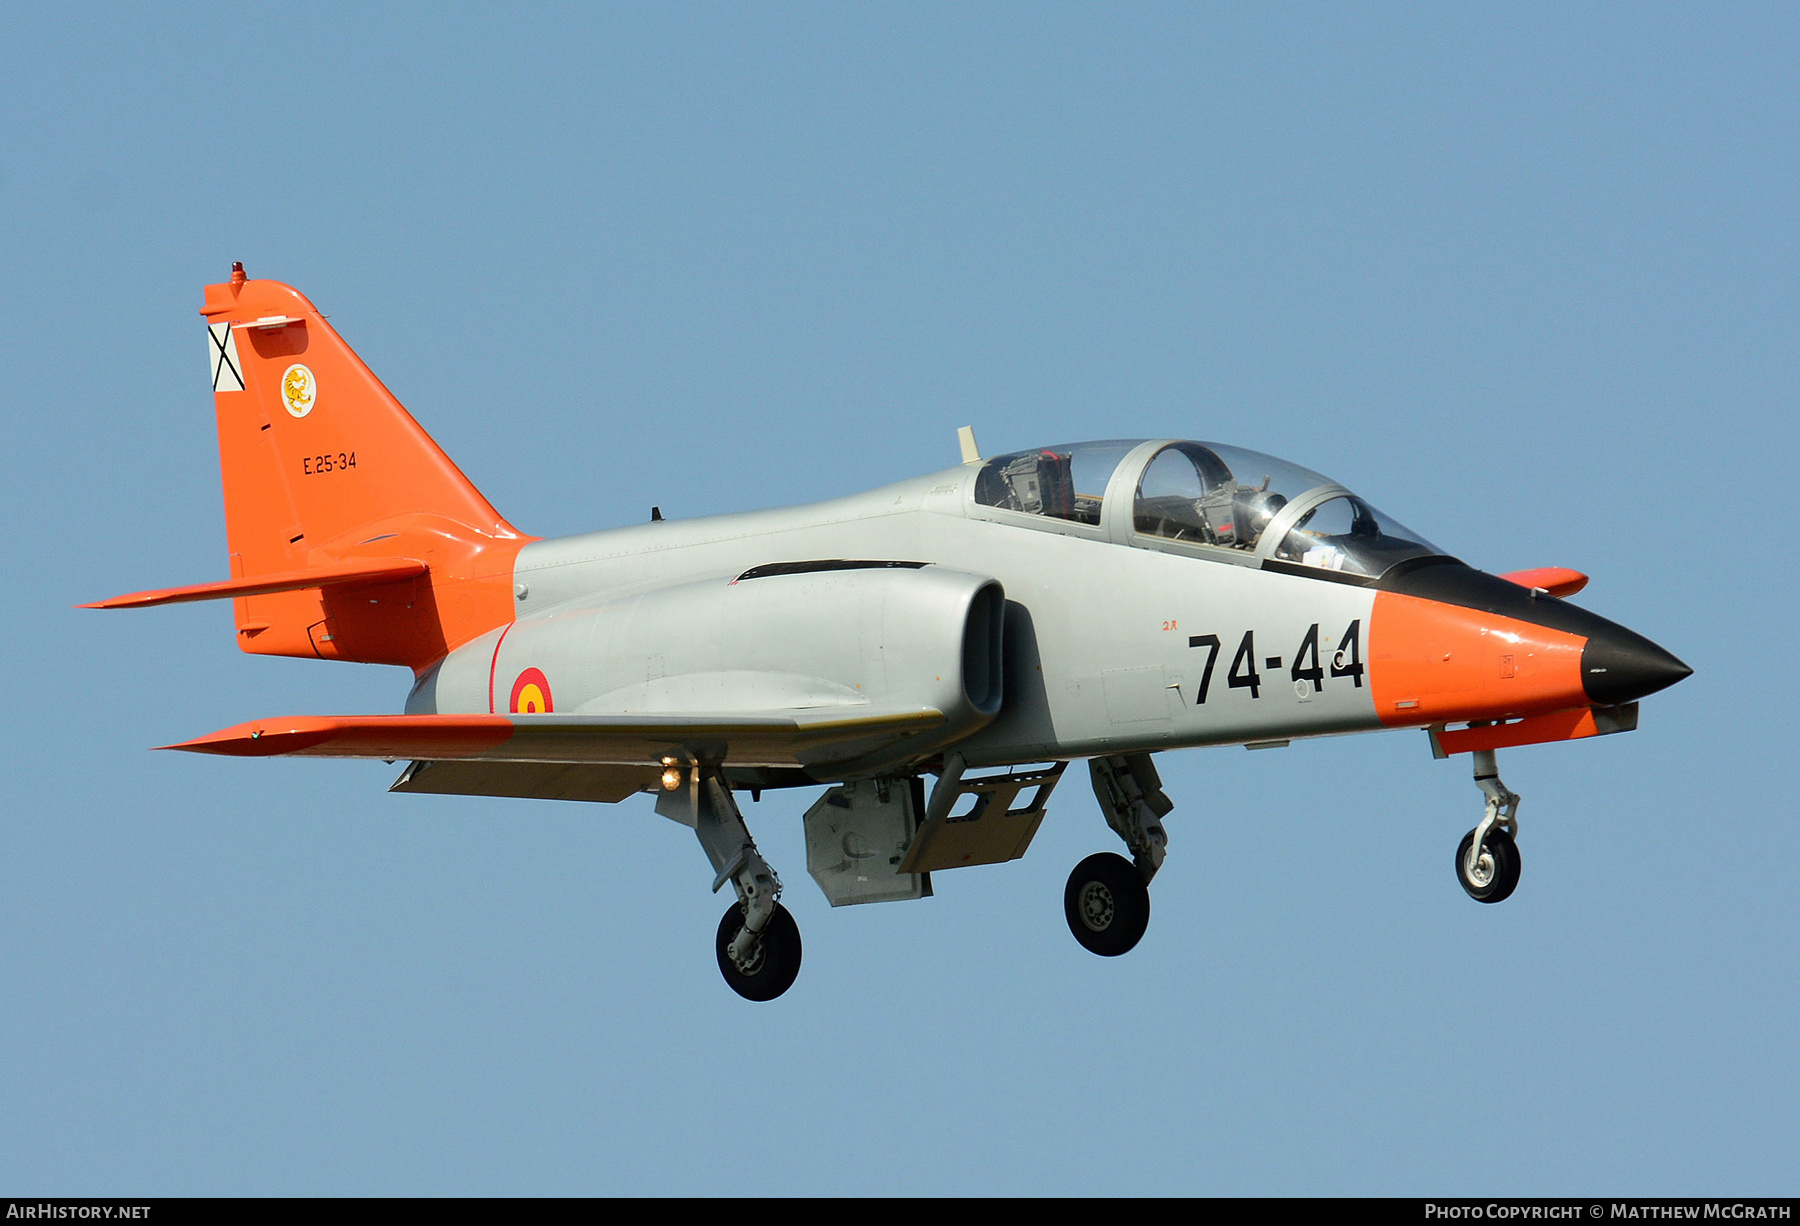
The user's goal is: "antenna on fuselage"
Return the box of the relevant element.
[957,426,981,464]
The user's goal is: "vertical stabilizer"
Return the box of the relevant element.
[201,265,534,669]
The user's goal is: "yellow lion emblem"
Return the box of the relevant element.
[281,364,316,417]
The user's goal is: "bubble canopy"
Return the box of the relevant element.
[971,439,1445,578]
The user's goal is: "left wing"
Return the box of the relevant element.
[161,708,946,769]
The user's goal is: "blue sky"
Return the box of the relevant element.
[2,3,1795,1194]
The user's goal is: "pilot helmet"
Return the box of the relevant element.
[1238,487,1288,537]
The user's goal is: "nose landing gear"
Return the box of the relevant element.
[1456,748,1522,903]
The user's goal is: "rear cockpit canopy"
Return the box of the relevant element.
[972,439,1444,579]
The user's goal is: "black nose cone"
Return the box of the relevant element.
[1582,624,1692,705]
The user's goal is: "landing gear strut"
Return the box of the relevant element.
[656,759,802,1000]
[1065,754,1174,956]
[1456,748,1521,903]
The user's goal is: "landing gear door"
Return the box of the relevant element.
[805,778,932,907]
[898,762,1067,874]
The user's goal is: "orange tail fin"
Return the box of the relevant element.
[195,264,534,669]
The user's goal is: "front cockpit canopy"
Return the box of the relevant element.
[973,438,1443,578]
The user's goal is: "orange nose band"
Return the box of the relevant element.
[1369,590,1588,727]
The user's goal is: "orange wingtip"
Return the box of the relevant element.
[160,714,514,758]
[81,559,428,609]
[1498,567,1589,598]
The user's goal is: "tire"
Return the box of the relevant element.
[715,901,803,1001]
[1063,852,1151,956]
[1455,827,1521,904]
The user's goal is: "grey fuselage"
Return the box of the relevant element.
[407,442,1385,776]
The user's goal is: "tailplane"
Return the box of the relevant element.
[91,265,534,671]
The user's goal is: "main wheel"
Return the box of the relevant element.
[715,901,803,1001]
[1455,827,1521,903]
[1064,852,1151,956]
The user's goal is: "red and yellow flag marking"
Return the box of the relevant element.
[509,667,553,714]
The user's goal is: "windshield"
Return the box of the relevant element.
[1270,494,1441,577]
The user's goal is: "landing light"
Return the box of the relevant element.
[661,759,684,791]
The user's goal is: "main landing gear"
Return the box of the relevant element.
[656,759,802,1001]
[1066,754,1173,956]
[1456,748,1522,903]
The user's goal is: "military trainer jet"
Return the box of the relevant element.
[87,268,1691,1000]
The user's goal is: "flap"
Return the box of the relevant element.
[391,759,660,804]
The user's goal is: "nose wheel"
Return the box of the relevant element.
[1456,747,1522,903]
[1064,852,1151,956]
[1455,826,1521,902]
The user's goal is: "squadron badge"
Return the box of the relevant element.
[281,364,317,418]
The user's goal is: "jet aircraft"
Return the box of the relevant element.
[88,267,1692,1000]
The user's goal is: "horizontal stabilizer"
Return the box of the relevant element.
[81,559,429,609]
[159,708,946,769]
